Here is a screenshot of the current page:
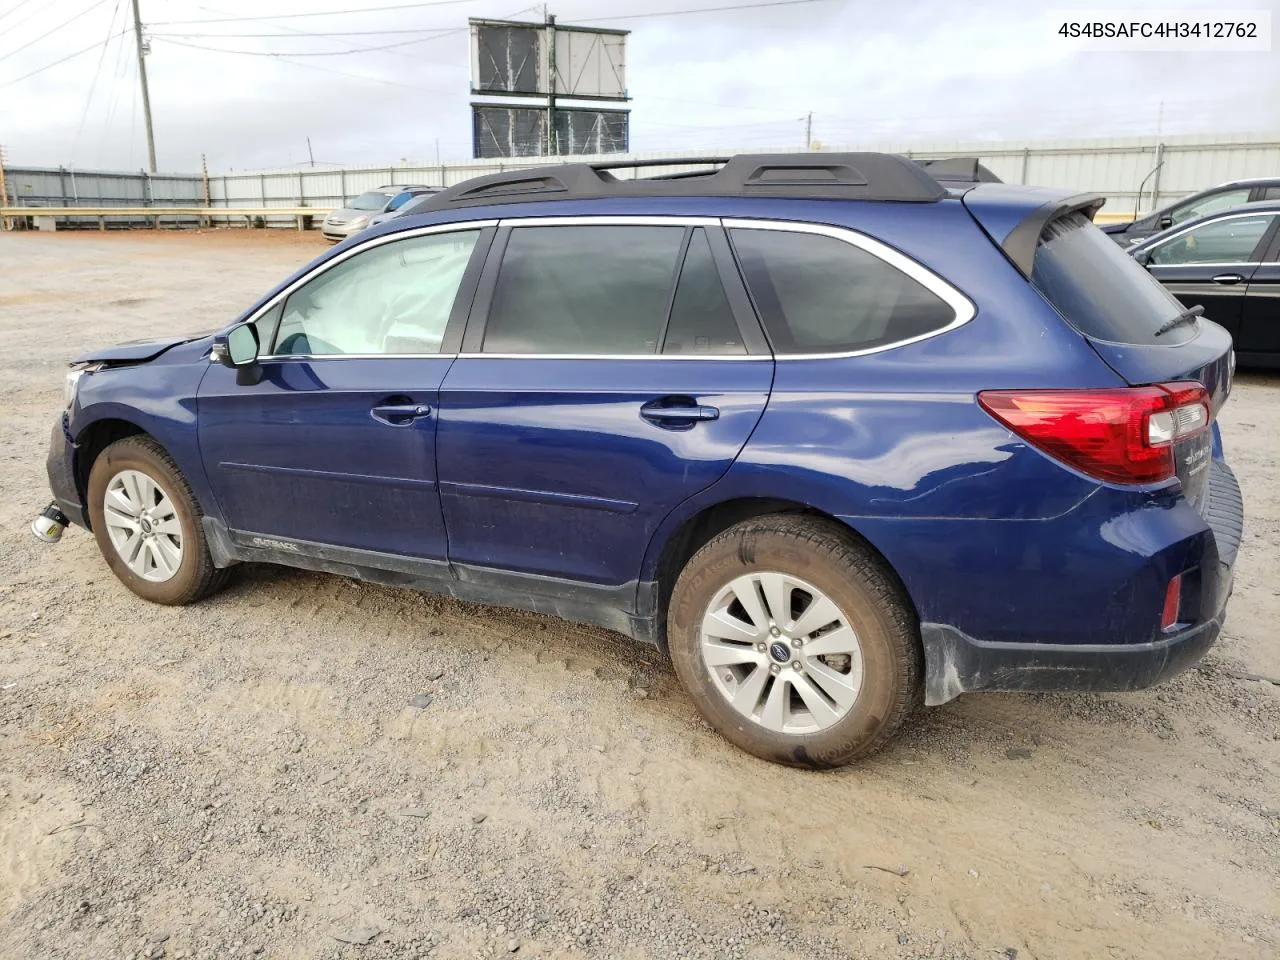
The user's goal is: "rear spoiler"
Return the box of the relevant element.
[999,193,1106,277]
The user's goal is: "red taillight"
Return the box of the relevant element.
[1161,575,1182,631]
[977,382,1210,485]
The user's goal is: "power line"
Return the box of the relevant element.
[154,36,454,91]
[0,29,129,88]
[577,0,836,23]
[151,0,488,26]
[0,0,38,24]
[151,27,459,37]
[0,0,111,64]
[154,27,469,56]
[72,0,124,161]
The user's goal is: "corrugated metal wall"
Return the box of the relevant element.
[6,133,1278,228]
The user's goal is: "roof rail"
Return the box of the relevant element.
[419,152,950,211]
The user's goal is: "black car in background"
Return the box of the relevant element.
[1130,199,1280,368]
[1104,178,1280,247]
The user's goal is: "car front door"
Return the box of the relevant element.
[1237,224,1280,362]
[435,218,772,592]
[1143,211,1276,341]
[198,224,492,564]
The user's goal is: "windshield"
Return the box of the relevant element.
[1031,212,1195,346]
[348,191,393,211]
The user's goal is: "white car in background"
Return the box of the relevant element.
[321,185,435,242]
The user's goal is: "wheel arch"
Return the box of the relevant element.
[73,418,152,528]
[645,496,919,653]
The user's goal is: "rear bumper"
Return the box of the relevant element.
[921,459,1242,705]
[921,617,1220,704]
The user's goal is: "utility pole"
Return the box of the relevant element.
[545,12,557,156]
[130,0,157,172]
[306,136,315,167]
[804,112,812,151]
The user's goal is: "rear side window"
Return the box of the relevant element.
[1032,213,1191,345]
[483,226,684,354]
[729,228,956,355]
[662,229,745,355]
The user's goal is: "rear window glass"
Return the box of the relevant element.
[729,228,957,355]
[1031,213,1193,346]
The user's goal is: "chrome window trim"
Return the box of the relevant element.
[1142,210,1277,267]
[500,215,721,228]
[230,220,497,362]
[236,214,976,364]
[722,217,977,360]
[454,353,769,361]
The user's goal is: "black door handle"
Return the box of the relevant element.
[640,398,720,428]
[371,403,432,425]
[1212,273,1245,285]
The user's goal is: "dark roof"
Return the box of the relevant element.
[417,153,991,212]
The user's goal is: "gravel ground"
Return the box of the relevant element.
[1,230,1277,960]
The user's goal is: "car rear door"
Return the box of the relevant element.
[1236,221,1280,361]
[434,217,772,590]
[1142,211,1277,341]
[198,224,492,564]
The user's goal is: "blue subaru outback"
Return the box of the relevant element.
[36,154,1243,767]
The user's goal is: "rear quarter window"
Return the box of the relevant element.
[729,227,961,355]
[1031,212,1192,346]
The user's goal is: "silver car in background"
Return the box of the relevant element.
[364,188,443,229]
[321,185,436,242]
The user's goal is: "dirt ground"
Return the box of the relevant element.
[0,230,1277,960]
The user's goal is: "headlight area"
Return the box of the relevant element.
[64,363,102,410]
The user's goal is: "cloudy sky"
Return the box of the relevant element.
[2,0,1277,173]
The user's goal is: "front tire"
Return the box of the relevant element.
[86,436,228,605]
[667,515,921,768]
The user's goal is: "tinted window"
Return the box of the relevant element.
[1169,188,1251,225]
[1148,214,1273,265]
[1263,187,1280,201]
[385,191,416,212]
[1032,213,1191,345]
[730,228,956,354]
[273,231,479,356]
[349,191,394,211]
[662,229,744,355]
[483,226,684,354]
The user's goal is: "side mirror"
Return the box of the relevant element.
[212,324,263,385]
[1159,215,1173,229]
[1132,248,1152,267]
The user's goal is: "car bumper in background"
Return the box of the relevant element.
[321,221,362,241]
[920,459,1243,705]
[46,414,87,528]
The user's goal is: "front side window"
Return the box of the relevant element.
[1148,214,1273,266]
[1168,188,1251,225]
[272,231,479,356]
[482,226,685,354]
[729,228,957,355]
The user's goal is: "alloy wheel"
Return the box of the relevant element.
[103,469,184,583]
[699,571,864,734]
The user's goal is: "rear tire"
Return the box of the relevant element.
[667,514,921,768]
[86,436,228,606]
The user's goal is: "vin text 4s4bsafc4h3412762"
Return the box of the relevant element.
[34,154,1243,768]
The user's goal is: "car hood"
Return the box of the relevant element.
[74,335,200,364]
[325,206,375,223]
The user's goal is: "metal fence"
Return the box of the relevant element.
[5,132,1279,229]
